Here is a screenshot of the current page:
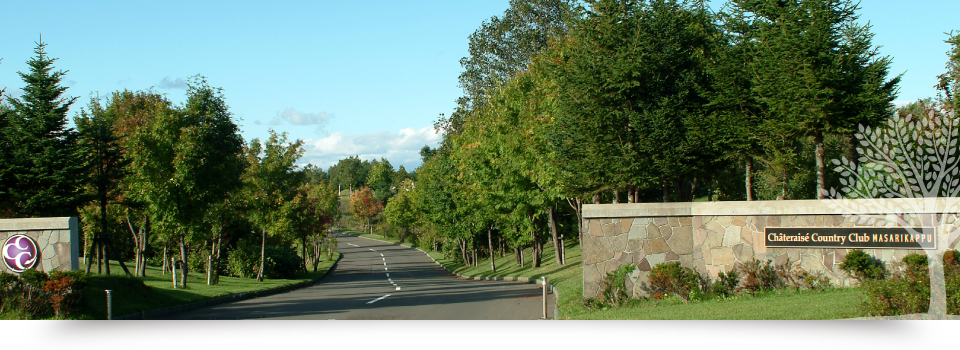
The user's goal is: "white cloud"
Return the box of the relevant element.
[270,108,331,126]
[300,126,442,170]
[159,77,187,90]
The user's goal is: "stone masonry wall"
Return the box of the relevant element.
[581,200,960,299]
[0,217,79,273]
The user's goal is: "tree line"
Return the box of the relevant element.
[0,41,341,287]
[379,0,949,271]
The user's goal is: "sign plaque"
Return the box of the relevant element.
[764,227,937,250]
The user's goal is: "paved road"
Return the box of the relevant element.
[163,233,554,320]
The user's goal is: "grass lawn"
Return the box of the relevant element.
[344,229,870,320]
[74,253,339,319]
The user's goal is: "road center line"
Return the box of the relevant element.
[369,248,376,252]
[366,294,391,304]
[347,243,359,247]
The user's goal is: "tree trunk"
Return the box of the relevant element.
[487,225,495,273]
[257,229,266,282]
[691,177,698,202]
[530,215,541,268]
[85,233,96,274]
[627,186,635,203]
[746,156,755,201]
[548,206,561,266]
[815,130,826,199]
[708,173,714,201]
[162,245,168,275]
[611,189,618,204]
[179,237,188,288]
[104,234,132,276]
[662,181,670,203]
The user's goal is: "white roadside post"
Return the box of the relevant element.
[172,257,177,288]
[541,276,548,319]
[105,290,113,320]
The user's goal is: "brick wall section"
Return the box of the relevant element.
[0,217,79,273]
[581,199,960,299]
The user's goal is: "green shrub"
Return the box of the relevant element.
[712,269,739,297]
[261,245,307,279]
[584,264,636,309]
[839,249,886,282]
[736,259,779,293]
[649,262,703,303]
[861,253,930,316]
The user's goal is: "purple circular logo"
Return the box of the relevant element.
[3,235,39,273]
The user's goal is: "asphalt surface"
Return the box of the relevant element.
[162,232,554,320]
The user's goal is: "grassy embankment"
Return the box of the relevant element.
[74,253,338,319]
[345,229,867,319]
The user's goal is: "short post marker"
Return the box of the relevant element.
[541,276,548,319]
[105,290,113,320]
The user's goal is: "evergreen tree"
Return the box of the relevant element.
[5,40,84,217]
[732,0,900,199]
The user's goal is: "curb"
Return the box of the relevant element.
[349,232,562,320]
[114,253,343,320]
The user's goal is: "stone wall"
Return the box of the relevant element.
[581,199,960,299]
[0,217,79,273]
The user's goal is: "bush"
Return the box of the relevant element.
[225,242,306,280]
[861,253,929,316]
[839,249,886,282]
[261,245,307,279]
[0,269,88,319]
[736,259,780,293]
[649,262,703,303]
[712,269,739,297]
[584,264,635,309]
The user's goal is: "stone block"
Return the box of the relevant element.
[753,216,767,231]
[633,271,653,298]
[732,243,744,262]
[815,215,825,227]
[695,259,707,276]
[627,238,642,253]
[717,216,734,228]
[679,217,692,227]
[741,244,754,262]
[774,253,788,267]
[654,217,668,226]
[633,251,646,265]
[620,218,633,234]
[589,219,603,237]
[669,217,680,228]
[693,248,703,260]
[753,229,767,254]
[702,245,713,264]
[667,226,693,255]
[832,215,844,226]
[646,253,667,268]
[49,230,60,243]
[692,216,703,229]
[660,225,673,240]
[645,238,670,254]
[628,223,648,240]
[608,233,628,253]
[601,222,619,236]
[706,230,723,248]
[705,218,724,236]
[583,264,603,298]
[712,249,735,265]
[732,216,746,227]
[679,253,694,269]
[582,236,611,264]
[767,216,781,227]
[647,222,662,240]
[694,227,707,247]
[665,251,679,261]
[823,252,834,272]
[722,225,740,247]
[637,258,652,272]
[739,226,754,245]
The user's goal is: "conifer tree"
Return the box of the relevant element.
[5,40,84,217]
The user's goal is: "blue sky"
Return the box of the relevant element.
[1,1,958,171]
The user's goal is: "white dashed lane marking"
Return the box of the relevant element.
[347,243,359,247]
[366,294,391,304]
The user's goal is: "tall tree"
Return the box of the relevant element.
[76,96,132,276]
[349,186,383,235]
[366,158,395,203]
[732,0,900,199]
[243,130,304,282]
[129,76,245,288]
[4,40,84,217]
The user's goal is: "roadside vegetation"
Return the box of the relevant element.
[0,254,337,320]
